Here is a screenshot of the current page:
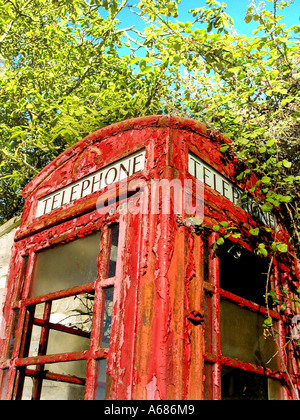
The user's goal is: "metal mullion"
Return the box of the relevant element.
[33,318,90,338]
[219,288,281,320]
[23,281,96,307]
[13,307,35,400]
[273,263,298,399]
[15,350,90,368]
[210,232,221,400]
[84,225,111,400]
[8,252,35,362]
[31,301,52,400]
[84,222,121,400]
[25,368,86,386]
[3,251,36,399]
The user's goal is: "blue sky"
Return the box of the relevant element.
[118,0,299,36]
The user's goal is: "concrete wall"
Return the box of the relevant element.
[0,216,22,328]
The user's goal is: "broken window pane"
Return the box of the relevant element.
[49,293,94,333]
[20,361,87,400]
[220,299,280,370]
[28,293,94,357]
[30,232,101,297]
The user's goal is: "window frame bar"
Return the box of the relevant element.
[202,231,292,400]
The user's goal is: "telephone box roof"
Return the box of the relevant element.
[17,115,275,241]
[22,114,233,199]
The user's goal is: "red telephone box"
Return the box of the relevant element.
[0,115,299,400]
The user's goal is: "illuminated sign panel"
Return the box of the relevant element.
[36,149,146,218]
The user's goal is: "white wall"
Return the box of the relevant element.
[0,216,21,329]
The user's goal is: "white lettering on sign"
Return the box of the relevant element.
[36,149,146,218]
[188,152,276,229]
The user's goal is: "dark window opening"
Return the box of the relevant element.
[221,367,268,400]
[203,232,285,400]
[221,367,283,400]
[219,240,270,307]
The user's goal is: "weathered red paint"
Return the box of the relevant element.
[0,115,299,400]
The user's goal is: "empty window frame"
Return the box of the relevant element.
[203,232,287,400]
[0,224,120,400]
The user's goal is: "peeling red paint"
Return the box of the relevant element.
[0,115,299,400]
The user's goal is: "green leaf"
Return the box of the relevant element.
[220,144,229,153]
[258,243,268,257]
[216,237,225,246]
[277,243,288,253]
[249,227,259,236]
[263,317,273,328]
[283,160,292,168]
[259,146,267,153]
[219,221,229,228]
[261,176,271,184]
[261,203,273,212]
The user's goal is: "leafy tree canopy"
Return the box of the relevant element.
[0,0,299,260]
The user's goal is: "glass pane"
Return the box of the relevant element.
[268,377,284,400]
[219,241,269,306]
[220,300,280,370]
[0,370,9,400]
[20,376,35,400]
[107,225,119,278]
[45,360,87,378]
[101,287,114,348]
[47,329,90,355]
[95,359,108,400]
[40,380,85,400]
[30,232,101,297]
[20,361,87,400]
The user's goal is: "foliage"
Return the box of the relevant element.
[0,0,173,222]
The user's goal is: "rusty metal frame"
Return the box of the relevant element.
[202,231,299,400]
[0,205,128,400]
